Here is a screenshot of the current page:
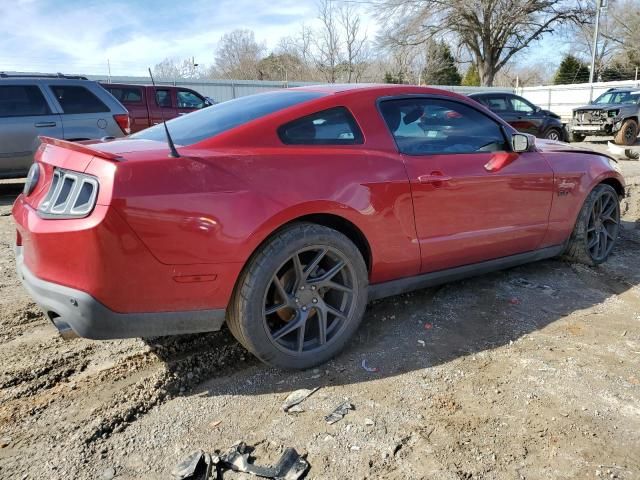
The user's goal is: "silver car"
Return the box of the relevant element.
[0,73,129,179]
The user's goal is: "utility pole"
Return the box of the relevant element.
[589,0,604,86]
[107,59,111,83]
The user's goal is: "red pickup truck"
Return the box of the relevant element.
[101,83,213,133]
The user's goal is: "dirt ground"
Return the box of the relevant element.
[1,142,639,480]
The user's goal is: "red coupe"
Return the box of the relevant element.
[13,85,624,369]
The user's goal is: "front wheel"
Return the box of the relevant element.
[570,132,586,142]
[227,223,368,369]
[614,119,638,146]
[563,184,621,266]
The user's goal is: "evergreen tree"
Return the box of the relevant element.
[461,64,481,86]
[421,41,462,85]
[553,55,590,85]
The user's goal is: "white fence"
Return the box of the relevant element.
[91,75,640,122]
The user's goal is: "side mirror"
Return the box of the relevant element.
[511,133,529,152]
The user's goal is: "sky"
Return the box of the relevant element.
[1,0,565,78]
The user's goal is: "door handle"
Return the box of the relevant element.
[34,121,56,128]
[418,173,452,184]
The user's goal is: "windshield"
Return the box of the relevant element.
[131,90,325,145]
[593,91,640,105]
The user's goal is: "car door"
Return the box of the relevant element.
[47,84,113,140]
[507,95,545,136]
[0,84,62,177]
[176,89,207,117]
[379,96,554,273]
[150,87,177,125]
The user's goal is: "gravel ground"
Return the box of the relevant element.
[0,142,639,480]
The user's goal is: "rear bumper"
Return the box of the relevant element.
[16,246,225,340]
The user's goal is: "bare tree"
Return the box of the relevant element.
[153,57,202,80]
[339,4,368,82]
[606,0,640,67]
[278,24,319,81]
[314,0,342,82]
[376,0,589,86]
[214,29,265,80]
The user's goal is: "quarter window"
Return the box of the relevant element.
[278,107,363,145]
[49,85,109,114]
[380,98,508,155]
[0,85,51,117]
[155,89,172,108]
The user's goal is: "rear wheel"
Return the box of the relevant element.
[227,223,368,369]
[614,119,638,146]
[570,132,586,142]
[563,184,620,266]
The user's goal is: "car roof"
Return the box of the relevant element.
[606,88,638,93]
[467,91,514,97]
[289,83,465,97]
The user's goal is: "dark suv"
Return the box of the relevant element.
[569,88,639,146]
[469,92,567,141]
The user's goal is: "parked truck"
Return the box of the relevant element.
[100,83,213,133]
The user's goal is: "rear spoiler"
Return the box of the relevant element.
[38,136,123,161]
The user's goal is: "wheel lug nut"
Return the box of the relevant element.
[300,285,305,290]
[302,306,307,311]
[311,285,316,290]
[312,298,318,304]
[295,297,299,303]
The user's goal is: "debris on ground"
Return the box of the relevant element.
[417,340,426,347]
[608,141,640,160]
[282,387,319,413]
[424,322,433,330]
[361,359,379,373]
[171,443,309,479]
[325,402,355,425]
[217,442,309,479]
[171,450,213,480]
[511,277,556,295]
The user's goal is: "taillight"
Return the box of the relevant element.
[114,114,131,135]
[38,168,99,219]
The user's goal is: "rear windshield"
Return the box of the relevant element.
[131,90,325,145]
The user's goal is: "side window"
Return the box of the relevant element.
[107,87,142,103]
[155,89,172,108]
[49,85,109,114]
[278,107,363,145]
[485,96,509,112]
[0,85,51,117]
[380,98,508,155]
[177,90,205,109]
[510,96,534,113]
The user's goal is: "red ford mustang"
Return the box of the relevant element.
[13,85,624,369]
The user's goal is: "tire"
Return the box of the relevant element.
[613,118,638,146]
[563,184,620,266]
[227,223,368,369]
[544,128,563,141]
[570,132,586,142]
